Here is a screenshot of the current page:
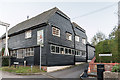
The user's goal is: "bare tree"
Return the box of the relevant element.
[91,32,106,46]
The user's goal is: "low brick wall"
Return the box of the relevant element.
[104,71,120,80]
[88,57,120,73]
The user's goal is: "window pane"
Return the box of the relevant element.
[52,27,60,37]
[51,45,55,53]
[78,51,80,55]
[66,33,72,41]
[60,47,64,54]
[82,38,86,44]
[82,51,86,56]
[17,49,23,58]
[25,30,32,38]
[75,36,80,42]
[56,46,59,53]
[52,27,56,35]
[65,48,68,54]
[72,50,75,55]
[69,49,71,54]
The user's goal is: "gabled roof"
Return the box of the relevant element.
[1,7,70,38]
[72,22,85,33]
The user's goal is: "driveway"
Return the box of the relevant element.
[1,63,88,80]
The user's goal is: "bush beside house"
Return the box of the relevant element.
[95,26,120,63]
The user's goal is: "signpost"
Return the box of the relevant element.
[37,30,44,70]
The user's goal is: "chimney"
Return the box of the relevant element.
[27,16,29,20]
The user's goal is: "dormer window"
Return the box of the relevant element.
[75,36,80,42]
[25,30,32,39]
[52,27,60,37]
[66,32,72,41]
[82,38,86,44]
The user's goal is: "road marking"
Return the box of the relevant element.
[42,73,59,80]
[80,72,84,77]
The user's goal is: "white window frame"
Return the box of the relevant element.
[52,27,60,37]
[66,32,72,41]
[75,50,81,56]
[51,44,60,54]
[60,47,65,54]
[55,46,60,54]
[82,51,86,57]
[30,48,34,56]
[71,49,75,55]
[50,44,74,55]
[75,36,80,42]
[82,38,86,44]
[25,30,32,39]
[65,48,69,54]
[51,44,56,54]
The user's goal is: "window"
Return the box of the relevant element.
[25,48,34,57]
[65,48,68,54]
[69,49,71,54]
[25,30,32,39]
[52,27,60,37]
[60,47,64,54]
[30,48,34,56]
[72,49,75,55]
[82,51,86,56]
[51,45,56,53]
[10,50,17,57]
[66,33,72,41]
[82,38,86,44]
[56,46,60,53]
[17,49,24,58]
[75,36,80,42]
[75,50,81,56]
[50,44,75,55]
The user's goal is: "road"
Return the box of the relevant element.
[1,63,88,80]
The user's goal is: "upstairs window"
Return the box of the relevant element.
[82,38,86,44]
[52,27,60,37]
[75,36,80,42]
[66,33,72,41]
[25,30,32,39]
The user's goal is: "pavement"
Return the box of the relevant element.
[1,63,89,80]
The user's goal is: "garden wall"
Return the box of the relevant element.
[88,57,120,73]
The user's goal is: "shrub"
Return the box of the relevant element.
[2,57,9,66]
[111,64,120,72]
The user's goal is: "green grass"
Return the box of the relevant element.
[0,67,2,70]
[0,66,46,73]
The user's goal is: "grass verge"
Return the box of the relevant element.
[0,66,46,73]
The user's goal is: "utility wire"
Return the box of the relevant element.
[72,3,117,20]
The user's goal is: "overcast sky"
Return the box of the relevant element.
[0,0,119,43]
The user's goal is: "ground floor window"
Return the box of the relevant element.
[60,47,64,54]
[10,50,17,57]
[51,45,56,53]
[25,48,34,57]
[10,47,34,58]
[65,48,68,54]
[82,51,86,57]
[50,44,86,56]
[50,44,74,55]
[56,46,60,53]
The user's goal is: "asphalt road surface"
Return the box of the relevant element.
[1,63,89,80]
